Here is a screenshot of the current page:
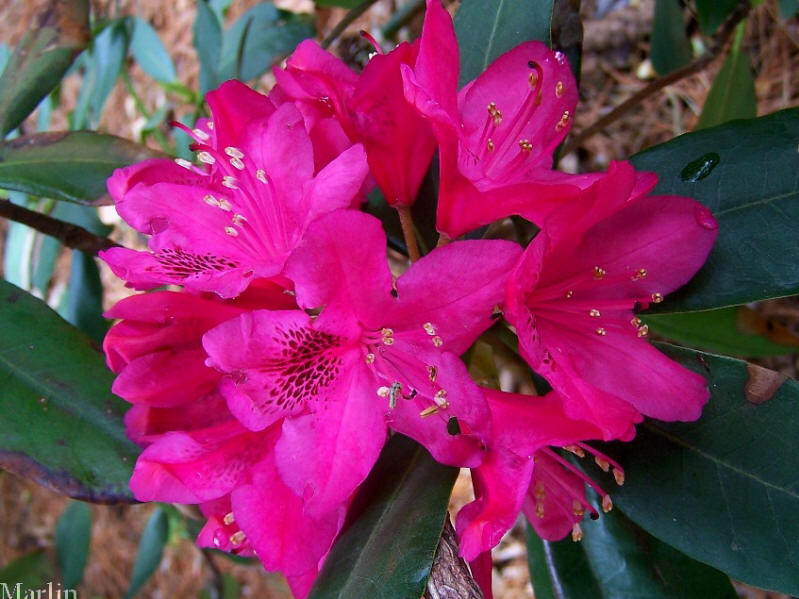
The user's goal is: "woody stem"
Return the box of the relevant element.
[397,206,421,262]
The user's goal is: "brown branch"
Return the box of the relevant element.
[561,0,752,155]
[320,0,381,49]
[424,517,485,599]
[0,199,118,255]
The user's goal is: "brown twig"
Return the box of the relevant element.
[0,199,118,255]
[562,0,753,155]
[397,205,421,262]
[321,0,381,49]
[424,517,484,599]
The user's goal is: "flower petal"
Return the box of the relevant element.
[284,210,393,324]
[204,309,358,431]
[393,239,522,354]
[275,359,387,517]
[232,452,345,576]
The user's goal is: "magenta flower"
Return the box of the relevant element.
[505,161,718,438]
[105,286,344,597]
[401,0,598,239]
[274,37,436,207]
[455,388,612,562]
[202,210,521,517]
[101,80,369,298]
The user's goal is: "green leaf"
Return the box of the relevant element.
[199,574,241,599]
[583,345,799,595]
[50,203,111,342]
[0,131,163,205]
[631,109,799,312]
[130,17,177,83]
[218,6,314,82]
[695,0,740,35]
[315,0,362,7]
[0,279,138,502]
[696,24,756,130]
[55,501,92,588]
[0,0,89,136]
[454,0,554,86]
[88,21,128,124]
[644,307,799,357]
[650,0,692,75]
[126,507,170,599]
[308,435,458,599]
[195,0,223,95]
[0,551,54,591]
[526,496,737,599]
[779,0,798,18]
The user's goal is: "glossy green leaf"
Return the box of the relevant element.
[632,109,799,312]
[779,0,798,18]
[0,131,162,205]
[51,203,111,343]
[583,345,799,595]
[526,494,737,599]
[644,307,798,357]
[0,279,138,502]
[55,501,92,588]
[0,0,89,136]
[308,435,458,599]
[0,551,54,591]
[651,0,692,75]
[454,0,554,86]
[695,0,740,35]
[696,24,756,130]
[315,0,362,7]
[218,5,314,82]
[88,21,128,124]
[130,17,177,83]
[195,0,224,94]
[126,507,169,599]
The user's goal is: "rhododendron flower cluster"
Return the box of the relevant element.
[101,1,717,596]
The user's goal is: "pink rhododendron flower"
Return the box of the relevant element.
[455,388,612,562]
[102,81,369,298]
[401,0,598,239]
[202,210,521,517]
[274,36,436,207]
[105,286,344,597]
[506,161,718,437]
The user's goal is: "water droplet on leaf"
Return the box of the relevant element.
[680,152,720,182]
[694,205,718,230]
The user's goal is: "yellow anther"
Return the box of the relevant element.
[377,386,390,398]
[536,502,545,518]
[651,293,664,303]
[256,169,268,183]
[365,353,375,364]
[423,322,436,335]
[571,523,583,542]
[197,151,215,164]
[564,444,585,458]
[602,495,613,513]
[431,336,443,347]
[203,194,219,207]
[427,365,438,383]
[487,138,495,152]
[519,139,533,152]
[593,266,606,279]
[595,456,610,472]
[613,468,625,486]
[222,176,238,189]
[595,327,607,336]
[218,199,232,211]
[631,268,648,281]
[224,146,244,159]
[224,227,239,237]
[589,309,601,318]
[529,71,539,88]
[555,81,564,97]
[565,290,574,298]
[193,128,210,141]
[223,512,235,526]
[637,324,649,338]
[230,157,245,170]
[572,500,585,516]
[419,405,440,418]
[229,531,246,546]
[175,158,192,169]
[232,214,247,226]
